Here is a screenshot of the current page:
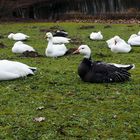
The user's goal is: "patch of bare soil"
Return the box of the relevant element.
[65,48,78,55]
[79,25,95,29]
[104,25,112,28]
[95,52,111,57]
[0,42,7,48]
[71,37,84,45]
[20,51,44,58]
[40,25,66,33]
[0,34,4,39]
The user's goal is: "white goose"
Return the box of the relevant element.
[45,32,70,44]
[0,60,36,80]
[45,32,67,57]
[12,41,35,54]
[137,31,140,35]
[90,31,103,40]
[106,37,116,48]
[107,36,131,53]
[128,34,140,46]
[8,33,29,41]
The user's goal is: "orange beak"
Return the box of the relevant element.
[72,49,80,54]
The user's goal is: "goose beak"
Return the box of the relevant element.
[73,49,80,54]
[44,35,47,39]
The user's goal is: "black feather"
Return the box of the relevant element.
[78,58,132,83]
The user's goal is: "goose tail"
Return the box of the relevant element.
[110,63,135,70]
[29,67,37,73]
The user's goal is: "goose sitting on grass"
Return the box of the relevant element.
[12,41,35,54]
[107,36,131,53]
[73,45,135,83]
[8,33,29,41]
[45,32,67,57]
[0,60,36,81]
[90,31,103,40]
[45,32,70,44]
[128,34,140,46]
[45,32,77,57]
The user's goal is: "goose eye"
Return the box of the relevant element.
[81,48,84,49]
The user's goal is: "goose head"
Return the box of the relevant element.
[138,31,140,36]
[98,31,102,34]
[114,36,121,44]
[129,34,137,39]
[73,45,91,59]
[44,32,53,39]
[14,41,23,45]
[8,33,14,39]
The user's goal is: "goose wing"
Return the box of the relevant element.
[87,61,131,83]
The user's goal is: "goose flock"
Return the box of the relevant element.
[0,28,137,82]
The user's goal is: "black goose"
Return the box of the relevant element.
[73,45,135,83]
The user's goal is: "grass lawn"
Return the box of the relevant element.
[0,22,140,140]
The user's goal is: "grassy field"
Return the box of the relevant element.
[0,22,140,140]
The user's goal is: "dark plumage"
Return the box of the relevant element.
[53,30,68,37]
[73,45,135,83]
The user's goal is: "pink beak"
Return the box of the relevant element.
[72,49,80,54]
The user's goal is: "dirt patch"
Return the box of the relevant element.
[40,25,66,33]
[0,42,7,48]
[20,51,44,58]
[65,48,78,55]
[79,25,95,29]
[0,34,4,39]
[71,37,84,45]
[127,25,134,27]
[104,25,112,28]
[95,52,111,57]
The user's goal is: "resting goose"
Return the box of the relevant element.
[12,41,35,54]
[137,31,140,35]
[73,45,134,83]
[45,32,67,57]
[8,33,29,41]
[128,34,140,46]
[109,36,131,53]
[90,31,103,40]
[53,30,68,37]
[45,32,70,44]
[0,60,36,80]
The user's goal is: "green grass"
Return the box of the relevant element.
[0,22,140,140]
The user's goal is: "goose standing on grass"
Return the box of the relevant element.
[73,45,135,83]
[107,36,131,53]
[90,31,103,40]
[128,34,140,46]
[8,33,29,41]
[12,41,35,54]
[45,32,70,44]
[0,60,36,80]
[44,32,68,57]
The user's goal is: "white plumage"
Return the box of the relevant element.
[0,60,36,80]
[128,34,140,46]
[45,32,70,44]
[8,33,29,41]
[12,41,35,54]
[90,31,103,40]
[45,32,67,57]
[107,36,131,53]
